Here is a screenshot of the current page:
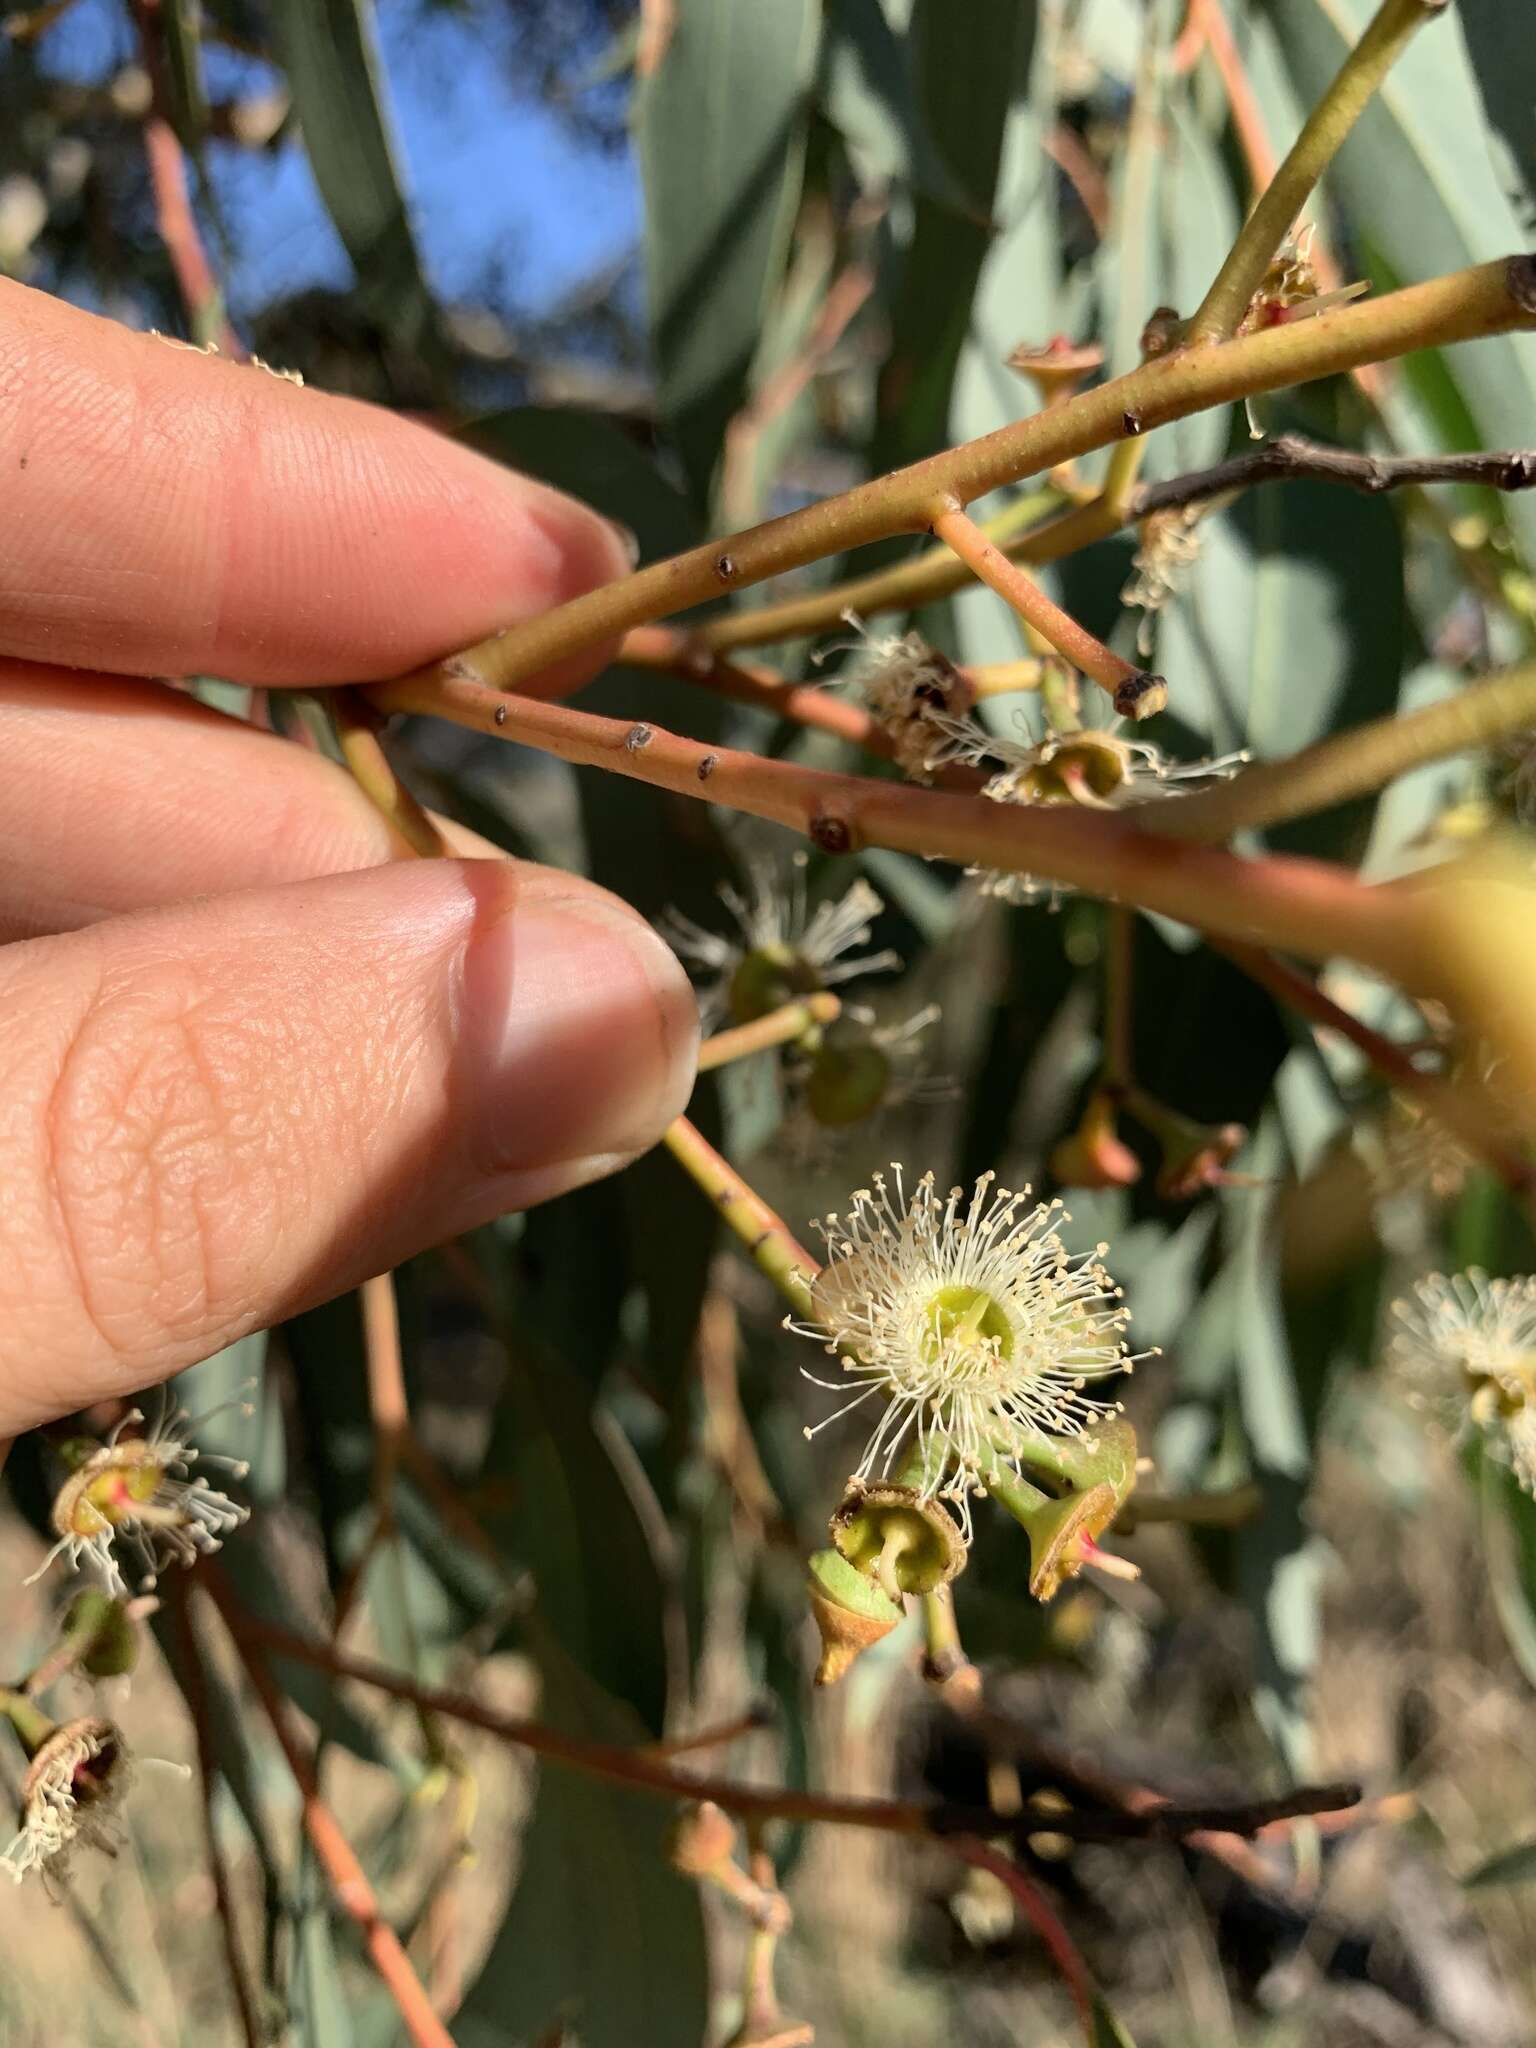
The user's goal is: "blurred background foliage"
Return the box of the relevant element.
[4,0,1536,2043]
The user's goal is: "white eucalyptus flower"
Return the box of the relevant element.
[928,711,1248,811]
[924,711,1246,908]
[658,853,900,1029]
[2,1718,129,1887]
[30,1389,253,1597]
[1392,1269,1536,1493]
[788,1167,1145,1535]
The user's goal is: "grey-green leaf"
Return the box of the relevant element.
[636,0,821,504]
[267,0,436,352]
[455,1641,709,2048]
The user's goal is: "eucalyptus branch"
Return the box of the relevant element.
[663,1116,819,1316]
[697,994,843,1072]
[1158,660,1536,843]
[932,504,1166,719]
[1186,0,1448,345]
[700,431,1536,658]
[200,1594,1374,1853]
[329,692,449,858]
[207,1586,454,2048]
[366,673,1427,984]
[622,622,1026,767]
[1216,939,1536,1195]
[621,625,887,751]
[1137,435,1536,518]
[696,491,1099,655]
[381,259,1534,696]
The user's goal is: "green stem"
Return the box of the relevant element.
[0,1688,59,1758]
[702,437,1536,657]
[1186,0,1448,345]
[328,692,448,859]
[699,492,1105,656]
[662,1116,818,1317]
[696,993,842,1073]
[370,259,1534,697]
[1155,661,1536,843]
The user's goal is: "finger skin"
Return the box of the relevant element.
[0,662,501,939]
[0,279,629,690]
[0,859,698,1433]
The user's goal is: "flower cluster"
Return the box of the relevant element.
[789,1166,1145,1536]
[659,853,900,1031]
[31,1392,252,1597]
[1392,1269,1536,1493]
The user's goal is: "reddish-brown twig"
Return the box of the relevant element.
[203,1581,456,2048]
[949,1838,1099,2039]
[364,671,1429,987]
[130,0,244,358]
[931,504,1164,719]
[172,1585,262,2048]
[204,1604,1371,1854]
[721,259,876,527]
[621,625,885,752]
[1219,940,1536,1194]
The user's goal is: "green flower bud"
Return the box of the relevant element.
[805,1042,893,1127]
[62,1589,141,1679]
[1011,1415,1140,1507]
[728,944,821,1025]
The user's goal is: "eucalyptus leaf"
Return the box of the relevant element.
[636,0,821,503]
[268,0,437,353]
[1263,0,1536,560]
[455,1641,709,2048]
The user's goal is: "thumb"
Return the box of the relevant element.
[0,858,697,1434]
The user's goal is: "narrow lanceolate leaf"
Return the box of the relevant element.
[1454,0,1536,228]
[482,1335,676,1735]
[1463,1837,1536,1890]
[267,0,436,352]
[455,1643,709,2048]
[874,0,1039,471]
[635,0,821,505]
[157,0,209,151]
[1151,477,1405,861]
[288,1856,359,2048]
[1264,0,1536,561]
[820,0,970,207]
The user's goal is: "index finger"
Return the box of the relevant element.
[0,280,631,691]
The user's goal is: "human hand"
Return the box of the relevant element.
[0,281,698,1440]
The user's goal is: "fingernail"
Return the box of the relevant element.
[458,894,697,1181]
[604,517,642,569]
